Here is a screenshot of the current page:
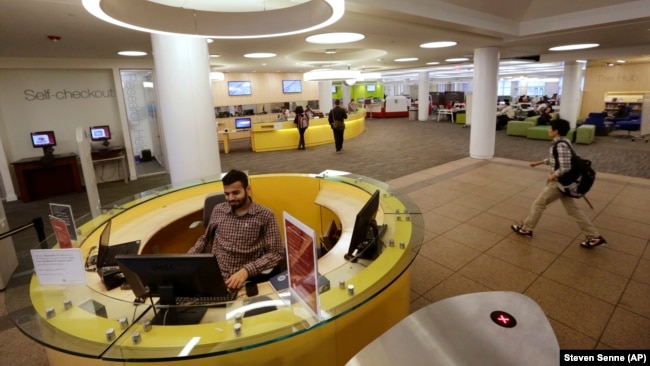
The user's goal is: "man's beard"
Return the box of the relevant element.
[229,191,249,210]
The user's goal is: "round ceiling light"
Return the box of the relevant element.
[306,32,365,44]
[549,43,599,51]
[83,0,345,39]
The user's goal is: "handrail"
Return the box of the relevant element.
[0,217,47,248]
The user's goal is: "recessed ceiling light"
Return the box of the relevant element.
[420,41,457,48]
[117,51,147,56]
[445,57,469,62]
[616,60,626,63]
[206,39,214,43]
[549,43,599,51]
[244,53,276,58]
[426,61,440,65]
[576,60,587,63]
[325,49,337,54]
[394,58,418,62]
[306,32,365,44]
[210,54,221,58]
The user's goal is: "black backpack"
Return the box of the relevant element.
[553,140,596,208]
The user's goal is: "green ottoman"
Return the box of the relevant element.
[576,124,595,144]
[507,120,536,136]
[526,125,575,140]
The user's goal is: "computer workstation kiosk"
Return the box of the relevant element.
[5,172,423,366]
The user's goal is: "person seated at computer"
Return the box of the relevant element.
[187,169,284,291]
[496,101,515,130]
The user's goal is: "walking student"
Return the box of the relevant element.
[511,119,607,248]
[328,99,348,154]
[293,105,309,150]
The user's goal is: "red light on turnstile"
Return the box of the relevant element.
[490,310,517,328]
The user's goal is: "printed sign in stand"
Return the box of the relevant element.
[49,203,78,241]
[283,211,320,321]
[49,215,73,249]
[30,248,86,285]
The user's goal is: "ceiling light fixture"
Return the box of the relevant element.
[394,58,418,62]
[244,53,276,58]
[445,57,469,62]
[303,69,361,81]
[420,41,457,48]
[616,60,626,63]
[83,0,345,39]
[426,61,440,65]
[325,49,337,54]
[549,43,599,51]
[306,32,365,44]
[117,51,148,57]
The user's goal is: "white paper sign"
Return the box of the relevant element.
[30,248,87,285]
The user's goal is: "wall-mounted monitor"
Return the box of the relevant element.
[366,84,376,92]
[331,86,337,93]
[235,117,252,130]
[89,125,111,141]
[357,98,365,104]
[228,81,252,96]
[282,80,302,94]
[30,130,57,148]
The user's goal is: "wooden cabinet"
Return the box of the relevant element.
[12,153,84,202]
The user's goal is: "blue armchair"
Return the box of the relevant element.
[584,112,608,136]
[615,120,641,138]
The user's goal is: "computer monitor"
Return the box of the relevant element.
[235,117,252,130]
[282,80,302,94]
[89,125,111,148]
[115,253,232,325]
[366,84,376,92]
[30,130,56,158]
[345,190,382,261]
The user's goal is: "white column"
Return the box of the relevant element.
[469,47,500,159]
[151,34,221,184]
[319,81,333,114]
[342,84,351,107]
[418,71,429,120]
[560,61,583,128]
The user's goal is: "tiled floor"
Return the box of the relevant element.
[1,156,649,366]
[389,157,650,350]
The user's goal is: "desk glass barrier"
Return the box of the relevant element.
[5,172,423,363]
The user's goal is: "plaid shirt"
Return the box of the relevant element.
[545,136,572,176]
[188,200,283,280]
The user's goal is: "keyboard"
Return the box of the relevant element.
[175,294,237,306]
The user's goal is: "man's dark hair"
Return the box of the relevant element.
[550,119,570,136]
[222,169,248,188]
[334,99,341,105]
[295,105,304,114]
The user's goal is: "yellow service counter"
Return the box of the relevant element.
[5,172,423,366]
[217,110,366,152]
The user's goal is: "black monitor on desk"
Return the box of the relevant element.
[30,130,57,161]
[115,253,233,325]
[89,125,112,150]
[345,190,383,261]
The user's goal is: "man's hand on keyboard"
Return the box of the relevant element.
[226,268,249,290]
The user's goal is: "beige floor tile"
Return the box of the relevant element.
[442,223,504,252]
[542,256,628,304]
[487,238,558,274]
[433,179,484,194]
[418,235,482,271]
[632,258,650,285]
[515,228,573,255]
[533,213,584,238]
[407,186,465,211]
[601,204,650,225]
[487,201,533,222]
[618,280,650,318]
[421,273,491,303]
[458,254,538,292]
[474,185,521,202]
[593,214,650,240]
[524,277,615,339]
[501,192,537,210]
[432,201,481,222]
[467,212,521,237]
[596,228,648,257]
[548,319,597,349]
[409,255,453,295]
[562,242,639,278]
[600,308,650,349]
[453,194,499,212]
[421,211,462,235]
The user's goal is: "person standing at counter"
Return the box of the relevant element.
[294,105,309,150]
[187,169,284,290]
[328,99,348,154]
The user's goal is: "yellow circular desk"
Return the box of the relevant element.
[6,172,423,366]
